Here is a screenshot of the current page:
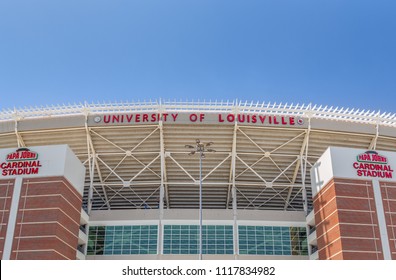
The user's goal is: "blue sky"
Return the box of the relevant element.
[1,0,395,112]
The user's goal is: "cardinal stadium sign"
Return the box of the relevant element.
[0,148,42,176]
[353,151,394,179]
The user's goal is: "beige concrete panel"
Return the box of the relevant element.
[89,209,306,225]
[18,116,85,132]
[89,209,161,224]
[379,126,396,138]
[310,118,376,135]
[0,121,14,134]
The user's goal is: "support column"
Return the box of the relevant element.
[314,178,383,259]
[11,177,83,260]
[158,121,165,258]
[0,179,15,259]
[229,122,238,259]
[380,181,396,259]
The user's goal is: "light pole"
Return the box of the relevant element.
[185,139,215,260]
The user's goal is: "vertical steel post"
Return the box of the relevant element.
[199,151,203,260]
[186,140,214,260]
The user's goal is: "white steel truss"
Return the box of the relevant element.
[1,100,396,213]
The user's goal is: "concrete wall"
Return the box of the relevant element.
[89,209,306,225]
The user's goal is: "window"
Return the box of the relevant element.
[290,227,308,256]
[87,224,308,256]
[87,226,105,255]
[163,225,233,255]
[87,225,158,255]
[238,226,307,256]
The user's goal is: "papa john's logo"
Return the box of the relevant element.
[1,148,42,176]
[6,147,38,161]
[353,151,393,179]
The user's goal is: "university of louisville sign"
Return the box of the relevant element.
[90,112,305,127]
[0,148,42,176]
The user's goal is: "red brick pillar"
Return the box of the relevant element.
[380,182,396,259]
[9,177,82,260]
[0,179,15,259]
[314,178,384,260]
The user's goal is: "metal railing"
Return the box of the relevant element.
[79,225,87,234]
[309,226,316,235]
[1,100,395,127]
[77,244,85,254]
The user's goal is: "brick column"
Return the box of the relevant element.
[9,177,82,260]
[0,179,15,259]
[380,182,396,260]
[314,178,384,260]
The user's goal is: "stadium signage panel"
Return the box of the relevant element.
[91,113,305,127]
[311,147,396,197]
[0,148,42,176]
[353,151,394,179]
[0,145,85,192]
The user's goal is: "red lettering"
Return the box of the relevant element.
[172,114,178,121]
[259,116,266,123]
[190,114,198,122]
[290,117,295,125]
[126,115,133,122]
[142,114,148,122]
[227,114,235,122]
[113,115,120,123]
[136,114,140,122]
[218,114,225,122]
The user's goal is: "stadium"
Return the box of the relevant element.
[0,100,395,260]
